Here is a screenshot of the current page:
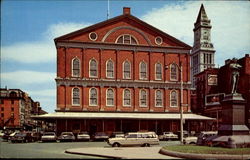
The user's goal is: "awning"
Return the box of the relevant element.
[32,112,215,120]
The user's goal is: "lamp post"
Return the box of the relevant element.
[166,62,184,144]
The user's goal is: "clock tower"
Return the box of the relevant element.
[191,4,215,88]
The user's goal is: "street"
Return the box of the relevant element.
[0,139,179,159]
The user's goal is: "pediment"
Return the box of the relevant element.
[55,13,191,49]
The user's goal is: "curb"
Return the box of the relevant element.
[65,150,123,159]
[159,148,250,160]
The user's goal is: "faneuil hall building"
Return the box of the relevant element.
[34,7,213,136]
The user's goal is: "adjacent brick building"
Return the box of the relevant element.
[0,88,47,130]
[35,7,214,136]
[193,54,250,130]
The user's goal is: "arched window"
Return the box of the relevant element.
[155,90,163,107]
[123,61,131,79]
[123,89,131,106]
[140,62,147,79]
[106,88,114,106]
[155,63,162,80]
[106,60,114,78]
[140,89,147,107]
[89,88,98,106]
[170,64,178,81]
[72,88,80,105]
[72,58,80,77]
[89,59,98,77]
[170,90,178,107]
[116,34,138,45]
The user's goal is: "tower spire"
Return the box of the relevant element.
[191,4,215,88]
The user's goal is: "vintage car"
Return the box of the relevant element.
[159,132,178,141]
[76,132,90,141]
[10,132,33,143]
[58,132,75,142]
[183,136,198,144]
[41,132,57,142]
[107,131,159,147]
[93,132,109,141]
[196,131,218,145]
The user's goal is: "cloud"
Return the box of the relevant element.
[1,70,55,84]
[1,22,91,64]
[141,1,250,66]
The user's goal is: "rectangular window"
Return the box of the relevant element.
[11,100,14,104]
[11,108,14,112]
[1,107,4,111]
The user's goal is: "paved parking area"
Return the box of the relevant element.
[66,146,180,159]
[1,138,180,159]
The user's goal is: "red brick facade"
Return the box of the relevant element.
[55,8,192,113]
[192,54,250,130]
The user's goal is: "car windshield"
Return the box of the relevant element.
[61,132,73,136]
[44,132,55,136]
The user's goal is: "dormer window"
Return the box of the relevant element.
[116,34,138,45]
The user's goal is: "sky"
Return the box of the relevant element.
[1,0,250,113]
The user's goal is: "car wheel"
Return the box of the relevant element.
[112,143,120,147]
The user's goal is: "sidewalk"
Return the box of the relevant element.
[65,147,180,159]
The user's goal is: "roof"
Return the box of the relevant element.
[32,112,215,120]
[54,8,191,49]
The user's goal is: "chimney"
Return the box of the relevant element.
[123,7,131,15]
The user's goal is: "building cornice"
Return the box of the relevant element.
[55,77,191,90]
[56,41,190,54]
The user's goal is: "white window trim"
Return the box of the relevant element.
[115,34,139,45]
[170,90,178,107]
[89,58,98,78]
[106,59,114,79]
[123,88,131,107]
[155,63,162,80]
[89,87,98,106]
[72,57,81,77]
[155,89,163,107]
[72,87,80,106]
[139,89,147,107]
[123,60,131,79]
[106,88,115,107]
[139,61,147,80]
[170,63,178,81]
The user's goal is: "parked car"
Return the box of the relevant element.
[10,132,33,143]
[160,132,178,141]
[41,132,57,142]
[8,131,20,141]
[76,132,90,141]
[183,136,198,144]
[31,132,42,142]
[107,131,159,147]
[58,132,75,142]
[110,132,125,138]
[0,130,4,137]
[93,132,109,141]
[2,132,11,141]
[196,131,217,145]
[176,130,189,139]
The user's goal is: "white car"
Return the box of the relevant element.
[183,136,198,144]
[107,131,159,147]
[41,132,57,142]
[77,132,90,141]
[161,132,178,141]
